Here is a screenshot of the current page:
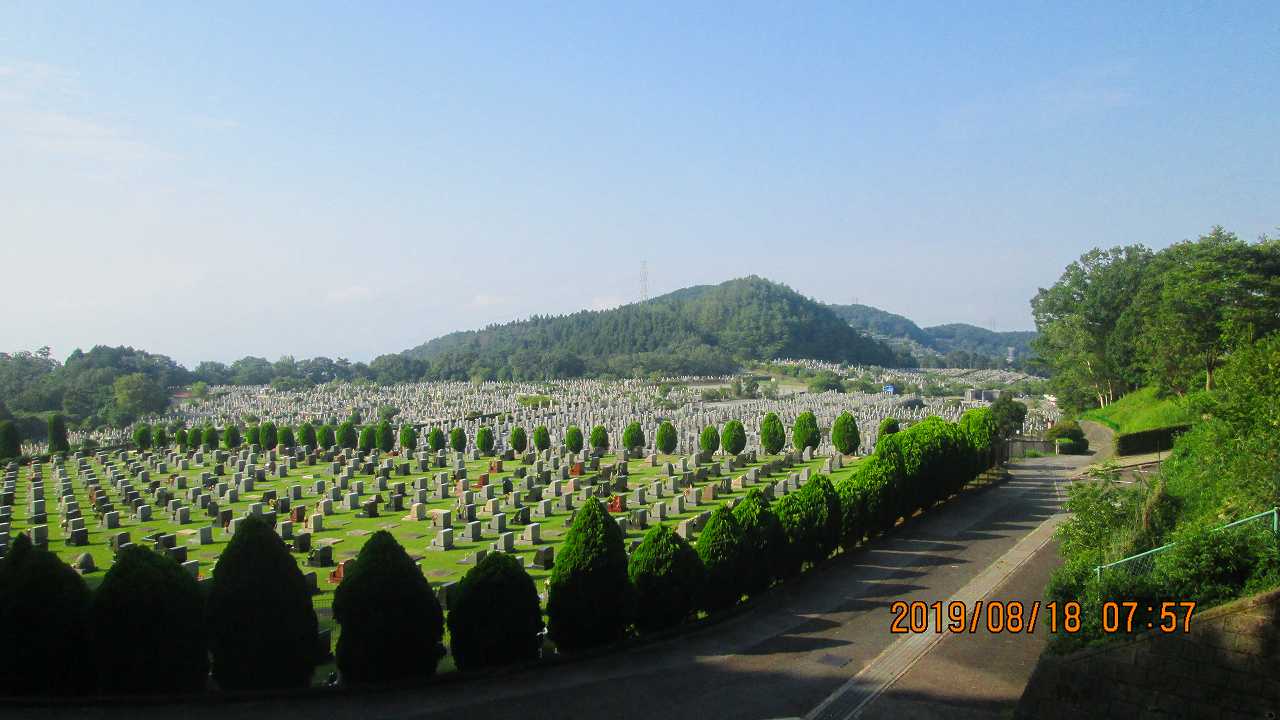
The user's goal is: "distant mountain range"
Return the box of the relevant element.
[825,303,1037,361]
[399,277,1035,380]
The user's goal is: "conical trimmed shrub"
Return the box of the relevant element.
[628,525,704,634]
[546,498,633,651]
[91,545,207,694]
[206,515,318,691]
[447,552,543,670]
[695,506,748,613]
[333,531,444,684]
[0,534,92,697]
[732,489,784,595]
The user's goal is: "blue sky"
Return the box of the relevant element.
[2,2,1277,366]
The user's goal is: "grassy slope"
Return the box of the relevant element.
[1078,386,1194,434]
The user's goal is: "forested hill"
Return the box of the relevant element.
[922,324,1038,359]
[825,303,1037,361]
[402,276,909,379]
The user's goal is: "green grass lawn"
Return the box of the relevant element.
[1078,386,1194,434]
[8,446,861,683]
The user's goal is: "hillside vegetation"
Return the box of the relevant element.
[1077,386,1194,434]
[1042,226,1280,652]
[825,303,1037,366]
[402,277,910,380]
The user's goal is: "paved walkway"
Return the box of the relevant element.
[24,431,1109,720]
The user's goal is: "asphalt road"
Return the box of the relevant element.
[24,431,1109,720]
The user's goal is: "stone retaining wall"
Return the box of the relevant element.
[1016,588,1280,718]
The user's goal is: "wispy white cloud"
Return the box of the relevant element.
[0,59,167,169]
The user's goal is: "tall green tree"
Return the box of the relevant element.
[427,426,445,452]
[449,427,467,453]
[131,424,152,451]
[317,423,336,448]
[337,421,357,449]
[222,424,242,450]
[298,422,318,448]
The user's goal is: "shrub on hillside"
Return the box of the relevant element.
[699,425,720,455]
[509,425,528,453]
[398,424,417,452]
[376,420,394,452]
[450,427,467,452]
[358,425,376,452]
[448,552,544,670]
[47,414,70,454]
[589,425,608,452]
[877,417,900,436]
[260,421,278,450]
[629,525,705,634]
[174,427,189,451]
[564,425,584,454]
[831,412,860,455]
[206,515,318,691]
[732,489,785,594]
[792,412,819,452]
[1115,425,1191,455]
[218,424,238,450]
[774,481,828,577]
[91,545,207,694]
[202,424,219,449]
[476,426,495,454]
[811,474,842,559]
[695,506,749,613]
[622,422,645,453]
[1153,525,1280,607]
[131,424,152,451]
[244,424,261,447]
[532,425,551,452]
[546,498,633,651]
[760,412,785,455]
[426,426,445,452]
[152,425,169,449]
[721,420,746,456]
[656,421,677,454]
[299,422,318,448]
[333,531,444,684]
[318,423,336,448]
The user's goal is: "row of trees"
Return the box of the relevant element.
[18,410,865,463]
[0,406,999,696]
[1032,227,1280,411]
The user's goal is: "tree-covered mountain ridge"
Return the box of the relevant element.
[825,303,1037,361]
[402,276,912,378]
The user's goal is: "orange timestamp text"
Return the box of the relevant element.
[888,600,1196,635]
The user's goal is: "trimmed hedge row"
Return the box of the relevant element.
[1114,424,1191,455]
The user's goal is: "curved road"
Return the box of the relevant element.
[28,427,1110,720]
